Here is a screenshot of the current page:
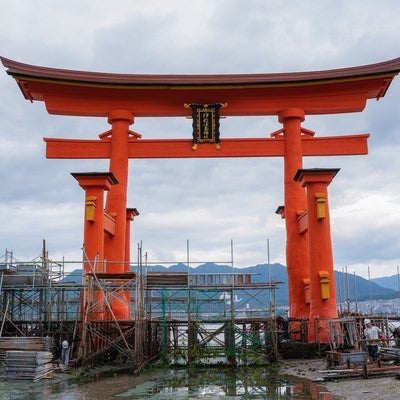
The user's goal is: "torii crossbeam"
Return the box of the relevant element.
[44,134,368,159]
[3,56,400,339]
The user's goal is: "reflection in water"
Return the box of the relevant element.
[0,378,82,400]
[0,367,332,399]
[117,368,331,399]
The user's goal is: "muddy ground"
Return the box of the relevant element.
[280,358,400,400]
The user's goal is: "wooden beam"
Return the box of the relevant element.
[44,134,369,159]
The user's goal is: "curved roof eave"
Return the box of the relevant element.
[2,56,400,87]
[2,56,400,117]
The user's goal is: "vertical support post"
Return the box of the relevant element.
[160,287,168,365]
[125,208,139,271]
[71,172,118,272]
[104,110,134,320]
[125,208,140,320]
[278,108,310,319]
[71,172,118,321]
[225,321,236,365]
[105,109,134,273]
[294,168,339,342]
[72,172,117,272]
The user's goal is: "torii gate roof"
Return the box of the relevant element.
[2,56,400,117]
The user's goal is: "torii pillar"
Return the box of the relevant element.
[71,172,118,272]
[102,111,136,320]
[294,168,339,342]
[104,110,135,275]
[126,208,140,270]
[71,172,118,320]
[120,207,140,318]
[278,108,310,320]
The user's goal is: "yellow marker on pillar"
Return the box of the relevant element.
[85,196,97,222]
[318,271,330,299]
[314,193,326,219]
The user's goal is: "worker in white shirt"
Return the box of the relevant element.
[364,319,382,362]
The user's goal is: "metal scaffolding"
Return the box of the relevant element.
[0,246,285,368]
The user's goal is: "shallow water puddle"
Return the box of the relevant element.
[0,366,332,399]
[115,368,324,399]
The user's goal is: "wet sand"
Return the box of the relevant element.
[0,363,329,399]
[280,359,400,400]
[1,359,399,399]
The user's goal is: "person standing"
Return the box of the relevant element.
[364,319,381,362]
[60,339,70,367]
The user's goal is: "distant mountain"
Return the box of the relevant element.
[336,270,400,302]
[64,263,400,306]
[147,262,233,274]
[371,274,400,292]
[62,268,82,283]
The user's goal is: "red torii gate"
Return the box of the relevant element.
[2,56,400,340]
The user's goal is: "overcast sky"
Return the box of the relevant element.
[1,0,400,278]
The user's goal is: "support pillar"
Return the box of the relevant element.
[104,109,134,273]
[123,208,140,318]
[103,110,134,320]
[71,172,118,321]
[125,208,140,271]
[278,108,310,319]
[294,168,339,342]
[72,172,117,271]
